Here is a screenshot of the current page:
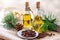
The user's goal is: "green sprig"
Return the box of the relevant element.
[3,11,18,29]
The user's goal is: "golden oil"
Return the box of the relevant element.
[32,15,43,33]
[23,14,31,29]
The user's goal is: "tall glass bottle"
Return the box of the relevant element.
[33,2,44,33]
[23,2,32,29]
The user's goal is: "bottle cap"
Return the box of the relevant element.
[36,2,40,8]
[25,2,29,8]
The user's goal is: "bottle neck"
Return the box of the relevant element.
[25,11,30,14]
[25,7,31,14]
[37,8,44,17]
[37,8,40,16]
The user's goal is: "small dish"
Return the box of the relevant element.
[17,29,38,39]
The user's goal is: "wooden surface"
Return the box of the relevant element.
[0,26,60,40]
[0,35,10,40]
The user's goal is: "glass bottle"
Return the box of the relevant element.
[23,2,32,29]
[33,2,44,33]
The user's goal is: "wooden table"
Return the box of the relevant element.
[0,26,60,40]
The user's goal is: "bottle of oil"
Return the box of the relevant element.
[32,2,44,33]
[23,2,32,29]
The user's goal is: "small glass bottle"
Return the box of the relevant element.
[23,2,32,29]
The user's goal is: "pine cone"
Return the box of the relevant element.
[16,23,23,31]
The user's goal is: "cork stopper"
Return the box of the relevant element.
[25,2,30,11]
[36,2,40,8]
[25,2,29,8]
